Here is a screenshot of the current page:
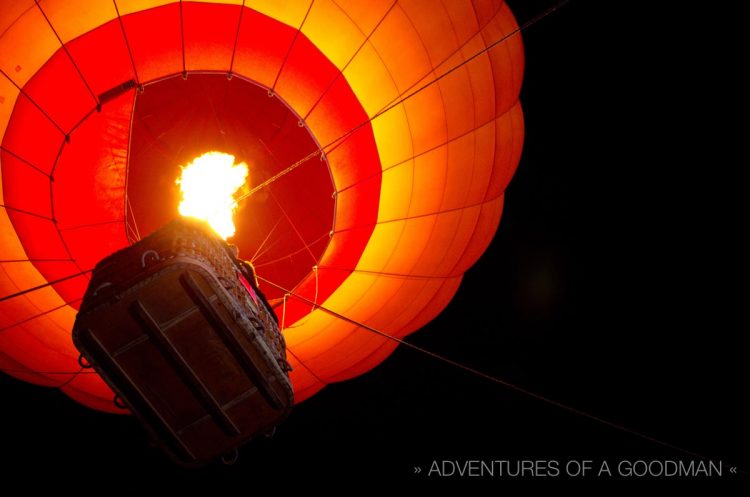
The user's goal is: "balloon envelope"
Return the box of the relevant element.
[0,0,524,412]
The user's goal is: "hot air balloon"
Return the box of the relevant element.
[0,0,524,415]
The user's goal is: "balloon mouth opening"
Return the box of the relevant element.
[126,73,336,300]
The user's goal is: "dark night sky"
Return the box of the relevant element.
[2,0,745,487]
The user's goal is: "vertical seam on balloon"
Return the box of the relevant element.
[179,0,186,75]
[49,139,90,282]
[448,5,520,276]
[0,69,66,136]
[228,0,246,75]
[270,0,315,92]
[343,5,415,276]
[302,0,398,121]
[440,0,485,278]
[49,132,66,179]
[398,3,455,278]
[0,145,53,179]
[113,0,141,86]
[33,0,99,107]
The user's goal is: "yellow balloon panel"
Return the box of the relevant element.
[399,0,460,67]
[413,205,483,276]
[0,74,19,142]
[354,221,405,273]
[326,340,398,383]
[301,0,364,72]
[352,276,450,333]
[486,101,523,199]
[464,120,497,203]
[441,0,482,42]
[378,161,414,222]
[342,42,399,116]
[453,194,504,275]
[0,0,34,36]
[37,0,117,44]
[399,272,463,333]
[368,5,432,94]
[250,0,312,30]
[439,131,477,210]
[480,2,524,116]
[433,57,478,140]
[0,5,60,87]
[114,0,175,16]
[401,82,448,156]
[407,146,449,217]
[304,275,464,381]
[368,103,412,169]
[334,0,394,36]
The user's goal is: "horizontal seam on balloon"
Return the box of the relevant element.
[317,266,462,281]
[332,192,504,234]
[0,68,66,135]
[333,103,520,195]
[0,145,53,178]
[0,203,55,222]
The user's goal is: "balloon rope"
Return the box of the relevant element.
[257,274,742,472]
[0,299,82,334]
[235,0,571,205]
[0,269,92,304]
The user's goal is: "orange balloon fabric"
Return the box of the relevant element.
[0,0,524,412]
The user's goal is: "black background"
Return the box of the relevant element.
[2,0,745,487]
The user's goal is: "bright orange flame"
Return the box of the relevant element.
[176,151,249,239]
